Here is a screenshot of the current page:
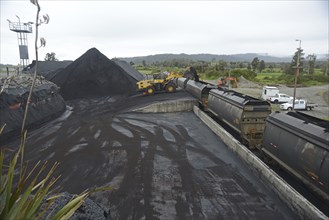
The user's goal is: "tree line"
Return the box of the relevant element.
[134,50,328,82]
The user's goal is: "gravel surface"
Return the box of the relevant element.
[234,85,329,119]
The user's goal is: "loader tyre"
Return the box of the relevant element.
[146,86,155,95]
[166,84,176,93]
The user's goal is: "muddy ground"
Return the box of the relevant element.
[2,90,297,219]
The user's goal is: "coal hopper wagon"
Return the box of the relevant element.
[176,78,271,149]
[176,77,212,108]
[262,111,329,204]
[207,89,271,149]
[183,79,215,110]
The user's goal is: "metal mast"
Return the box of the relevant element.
[7,15,33,68]
[292,39,302,111]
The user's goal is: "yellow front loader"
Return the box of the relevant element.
[136,72,183,95]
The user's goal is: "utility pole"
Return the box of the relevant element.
[292,39,301,111]
[228,67,231,90]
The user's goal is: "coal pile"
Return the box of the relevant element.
[0,75,66,144]
[113,60,144,81]
[51,48,143,100]
[40,192,110,220]
[23,60,72,80]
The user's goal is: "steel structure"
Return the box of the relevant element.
[8,16,33,68]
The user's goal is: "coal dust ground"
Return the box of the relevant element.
[2,91,297,219]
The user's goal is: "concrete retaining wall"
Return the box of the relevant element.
[132,98,198,113]
[193,105,328,220]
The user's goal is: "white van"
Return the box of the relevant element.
[261,86,279,101]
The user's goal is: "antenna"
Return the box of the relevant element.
[8,15,33,68]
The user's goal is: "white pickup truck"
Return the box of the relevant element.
[280,99,318,111]
[268,93,293,104]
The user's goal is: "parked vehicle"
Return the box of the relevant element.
[217,77,238,88]
[280,99,318,111]
[261,86,279,100]
[268,93,293,104]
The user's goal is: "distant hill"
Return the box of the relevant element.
[119,53,293,65]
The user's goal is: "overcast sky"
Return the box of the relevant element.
[1,0,328,65]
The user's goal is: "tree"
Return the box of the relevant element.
[285,48,305,75]
[258,60,266,73]
[306,54,316,74]
[229,62,237,69]
[44,52,58,61]
[251,57,259,72]
[142,60,146,66]
[217,60,227,71]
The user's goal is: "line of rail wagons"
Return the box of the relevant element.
[174,77,329,205]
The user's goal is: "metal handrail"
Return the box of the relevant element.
[9,22,32,33]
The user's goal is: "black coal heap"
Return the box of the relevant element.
[51,48,142,100]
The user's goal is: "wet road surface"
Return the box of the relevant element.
[2,92,298,219]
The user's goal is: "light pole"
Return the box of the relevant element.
[8,15,32,68]
[292,39,301,111]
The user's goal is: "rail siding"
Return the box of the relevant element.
[193,105,328,220]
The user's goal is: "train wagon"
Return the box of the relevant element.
[208,89,271,149]
[184,79,215,110]
[262,111,329,204]
[176,77,189,90]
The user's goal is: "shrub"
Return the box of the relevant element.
[204,70,222,80]
[231,69,256,80]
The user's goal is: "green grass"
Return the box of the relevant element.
[256,72,282,78]
[138,69,153,74]
[254,70,329,86]
[302,80,324,86]
[254,72,281,85]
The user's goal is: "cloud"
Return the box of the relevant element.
[1,0,328,64]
